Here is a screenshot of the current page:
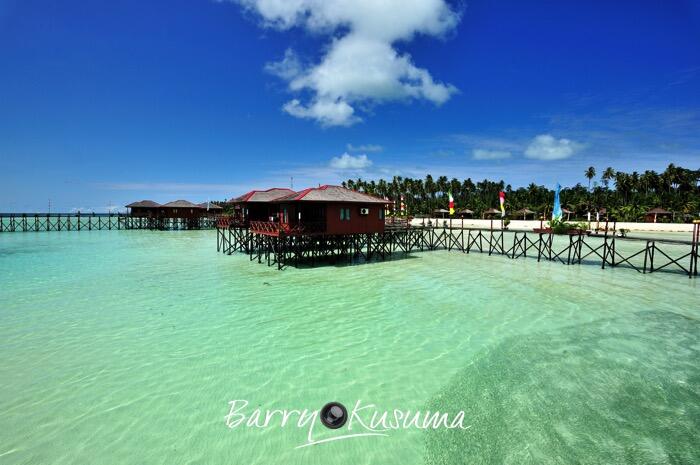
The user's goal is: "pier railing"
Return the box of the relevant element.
[0,213,219,232]
[249,220,326,236]
[217,219,700,277]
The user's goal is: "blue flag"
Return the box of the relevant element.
[552,183,562,220]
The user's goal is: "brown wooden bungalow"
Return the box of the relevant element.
[125,200,161,217]
[227,188,295,224]
[126,199,223,219]
[270,185,389,235]
[197,202,224,217]
[160,200,202,219]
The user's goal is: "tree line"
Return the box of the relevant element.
[341,163,700,222]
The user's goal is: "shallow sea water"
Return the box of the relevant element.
[0,230,698,464]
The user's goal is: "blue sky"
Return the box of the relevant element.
[1,0,699,212]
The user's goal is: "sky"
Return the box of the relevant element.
[1,0,699,212]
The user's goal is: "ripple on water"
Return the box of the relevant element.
[424,310,700,465]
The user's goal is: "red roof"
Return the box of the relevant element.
[274,185,389,204]
[229,188,295,203]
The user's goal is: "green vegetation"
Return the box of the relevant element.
[547,218,589,234]
[341,163,700,222]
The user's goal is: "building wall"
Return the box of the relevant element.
[325,203,385,234]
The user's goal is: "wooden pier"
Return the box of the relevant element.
[216,218,700,278]
[0,213,218,232]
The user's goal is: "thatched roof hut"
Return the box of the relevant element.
[482,207,501,218]
[514,208,535,219]
[433,208,449,218]
[645,207,672,223]
[458,208,474,218]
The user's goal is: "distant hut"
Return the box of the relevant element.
[482,207,501,219]
[125,200,161,218]
[457,208,474,218]
[513,208,535,220]
[161,200,200,218]
[561,207,573,221]
[433,208,449,219]
[197,202,223,217]
[645,207,672,223]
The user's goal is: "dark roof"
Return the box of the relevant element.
[483,208,501,214]
[230,188,295,203]
[646,207,671,214]
[197,202,223,210]
[275,185,388,204]
[458,208,474,214]
[162,200,198,208]
[433,208,450,213]
[125,200,161,208]
[514,208,535,214]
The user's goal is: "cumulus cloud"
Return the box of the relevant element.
[237,0,460,126]
[347,143,382,152]
[329,152,372,170]
[472,149,511,160]
[264,48,302,80]
[524,134,584,160]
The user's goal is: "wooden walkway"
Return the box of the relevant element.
[216,222,700,278]
[0,213,218,232]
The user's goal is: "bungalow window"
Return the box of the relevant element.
[340,208,351,221]
[379,209,384,219]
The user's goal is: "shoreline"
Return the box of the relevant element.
[410,218,696,233]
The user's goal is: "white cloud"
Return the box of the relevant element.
[329,152,372,170]
[236,0,460,126]
[347,143,382,152]
[264,48,302,80]
[524,134,584,160]
[472,149,511,160]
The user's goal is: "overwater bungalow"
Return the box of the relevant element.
[227,188,295,224]
[125,200,161,217]
[197,202,224,217]
[225,185,389,235]
[160,200,202,218]
[270,185,388,235]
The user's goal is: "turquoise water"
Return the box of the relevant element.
[1,230,698,464]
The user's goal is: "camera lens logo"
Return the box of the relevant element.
[319,402,348,429]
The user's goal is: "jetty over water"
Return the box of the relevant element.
[216,218,700,279]
[0,212,218,232]
[0,199,223,232]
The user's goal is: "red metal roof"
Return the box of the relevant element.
[274,185,389,204]
[229,188,295,203]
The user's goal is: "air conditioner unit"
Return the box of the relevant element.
[359,208,369,215]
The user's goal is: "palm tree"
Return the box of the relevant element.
[585,166,596,191]
[601,167,615,189]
